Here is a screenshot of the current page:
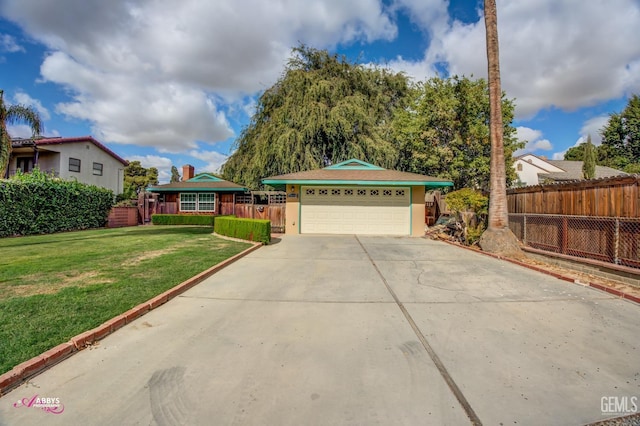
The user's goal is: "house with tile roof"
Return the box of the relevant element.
[513,154,626,187]
[8,136,128,194]
[262,159,453,236]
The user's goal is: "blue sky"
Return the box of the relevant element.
[1,0,639,183]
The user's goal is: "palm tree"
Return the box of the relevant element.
[478,0,523,256]
[0,89,43,177]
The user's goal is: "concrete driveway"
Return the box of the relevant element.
[0,235,638,425]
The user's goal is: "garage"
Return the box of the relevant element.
[301,185,410,235]
[262,159,453,236]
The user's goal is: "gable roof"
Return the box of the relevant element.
[148,173,248,192]
[542,160,626,181]
[262,159,454,189]
[12,136,128,166]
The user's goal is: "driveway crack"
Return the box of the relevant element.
[355,235,483,426]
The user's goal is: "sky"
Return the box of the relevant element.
[1,0,639,183]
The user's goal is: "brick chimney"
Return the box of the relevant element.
[182,164,194,181]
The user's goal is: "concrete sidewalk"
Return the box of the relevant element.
[0,236,638,425]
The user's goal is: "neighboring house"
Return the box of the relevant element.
[513,154,626,186]
[148,165,248,215]
[8,136,128,194]
[262,159,453,236]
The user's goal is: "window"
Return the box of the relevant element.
[319,189,328,195]
[370,189,379,196]
[383,189,392,196]
[331,189,341,196]
[180,193,197,211]
[69,158,81,173]
[395,189,405,197]
[517,163,523,171]
[305,189,315,195]
[180,193,215,212]
[344,189,353,196]
[93,162,103,176]
[198,193,215,211]
[357,189,366,196]
[17,157,33,173]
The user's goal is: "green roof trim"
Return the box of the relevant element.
[149,187,247,193]
[187,173,224,182]
[324,159,385,170]
[262,179,453,188]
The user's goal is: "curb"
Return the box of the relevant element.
[440,240,640,305]
[0,241,262,397]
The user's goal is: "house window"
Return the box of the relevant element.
[180,193,215,212]
[180,193,197,211]
[198,193,215,211]
[69,158,81,173]
[16,157,33,173]
[517,163,523,171]
[93,162,103,176]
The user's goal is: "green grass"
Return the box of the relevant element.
[0,226,251,375]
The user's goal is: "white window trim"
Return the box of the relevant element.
[180,193,216,212]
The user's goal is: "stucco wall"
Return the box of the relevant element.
[411,186,426,237]
[285,184,300,234]
[47,142,125,194]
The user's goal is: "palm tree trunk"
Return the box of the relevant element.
[479,0,523,256]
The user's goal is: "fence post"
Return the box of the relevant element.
[561,216,568,255]
[614,218,620,265]
[523,214,527,245]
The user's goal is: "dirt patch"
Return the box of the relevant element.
[1,271,114,300]
[121,248,177,266]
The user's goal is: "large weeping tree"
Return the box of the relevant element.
[222,45,410,188]
[0,90,43,177]
[478,0,523,256]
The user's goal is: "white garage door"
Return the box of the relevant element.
[300,186,411,235]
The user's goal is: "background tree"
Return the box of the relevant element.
[222,45,410,188]
[393,76,521,190]
[170,165,181,183]
[582,134,596,179]
[0,89,43,177]
[478,0,523,257]
[599,94,640,172]
[123,161,158,197]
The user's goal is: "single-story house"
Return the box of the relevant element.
[262,159,453,236]
[9,136,128,194]
[148,165,248,215]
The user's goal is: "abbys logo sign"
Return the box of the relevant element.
[601,396,638,416]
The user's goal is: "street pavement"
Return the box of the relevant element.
[0,235,638,425]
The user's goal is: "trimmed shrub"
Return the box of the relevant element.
[214,216,271,244]
[0,169,114,237]
[151,214,217,226]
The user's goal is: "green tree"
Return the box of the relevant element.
[600,94,640,172]
[393,76,521,190]
[123,161,159,196]
[221,45,410,188]
[478,0,522,257]
[582,134,596,179]
[0,90,43,177]
[170,166,181,183]
[564,143,585,161]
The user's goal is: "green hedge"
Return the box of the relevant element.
[214,216,271,244]
[0,169,114,237]
[151,214,216,226]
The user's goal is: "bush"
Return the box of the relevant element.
[445,188,488,217]
[151,214,220,226]
[214,216,271,244]
[0,169,114,237]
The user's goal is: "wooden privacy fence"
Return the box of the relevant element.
[507,175,640,217]
[507,175,640,271]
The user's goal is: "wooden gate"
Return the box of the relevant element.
[219,194,235,215]
[234,192,286,233]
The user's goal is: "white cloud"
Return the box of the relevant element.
[392,0,640,119]
[514,126,553,156]
[127,154,173,183]
[0,33,24,52]
[7,124,34,138]
[1,0,398,153]
[187,150,228,174]
[13,91,51,120]
[552,115,610,159]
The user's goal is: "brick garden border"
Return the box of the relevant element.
[0,241,262,396]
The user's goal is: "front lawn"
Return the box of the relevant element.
[0,226,251,375]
